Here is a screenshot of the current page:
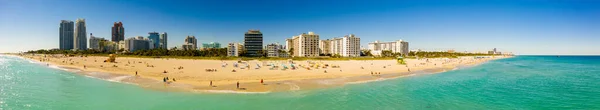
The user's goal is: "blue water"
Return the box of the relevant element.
[1,55,599,109]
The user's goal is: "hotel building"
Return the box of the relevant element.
[124,36,152,52]
[367,40,409,56]
[88,33,103,50]
[328,34,361,57]
[181,36,197,50]
[287,32,320,57]
[266,43,284,57]
[227,43,244,57]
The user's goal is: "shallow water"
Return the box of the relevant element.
[1,55,599,109]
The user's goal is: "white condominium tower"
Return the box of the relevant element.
[182,35,197,50]
[159,32,168,49]
[368,40,409,56]
[227,43,244,57]
[74,18,87,50]
[88,33,102,50]
[328,34,360,57]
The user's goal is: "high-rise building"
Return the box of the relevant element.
[74,18,87,50]
[244,30,263,57]
[182,36,197,50]
[368,40,409,56]
[287,32,320,57]
[124,36,152,52]
[89,33,103,50]
[111,22,125,42]
[328,34,361,57]
[148,32,160,49]
[159,32,168,49]
[319,39,332,55]
[227,43,244,57]
[266,43,284,57]
[59,20,74,50]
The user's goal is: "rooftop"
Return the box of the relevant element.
[246,30,262,34]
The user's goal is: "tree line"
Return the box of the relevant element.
[26,48,495,58]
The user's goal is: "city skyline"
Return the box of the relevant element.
[1,0,599,55]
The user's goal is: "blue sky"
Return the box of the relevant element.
[1,0,599,55]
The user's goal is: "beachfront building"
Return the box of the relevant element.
[124,36,152,52]
[74,18,87,50]
[159,32,167,49]
[88,33,103,50]
[368,40,409,56]
[59,20,75,50]
[99,40,118,52]
[287,32,320,57]
[227,43,244,57]
[266,43,284,57]
[319,39,332,55]
[369,40,409,56]
[148,32,159,49]
[182,36,197,50]
[328,34,361,57]
[244,30,263,57]
[117,41,125,51]
[111,22,125,42]
[202,42,221,50]
[181,44,195,50]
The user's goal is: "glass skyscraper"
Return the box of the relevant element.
[111,22,125,42]
[59,20,74,50]
[244,30,263,57]
[148,32,160,49]
[159,32,168,49]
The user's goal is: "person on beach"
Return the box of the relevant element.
[210,81,213,86]
[237,81,240,89]
[135,71,138,76]
[163,77,166,82]
[260,79,263,84]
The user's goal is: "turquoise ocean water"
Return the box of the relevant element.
[1,55,599,109]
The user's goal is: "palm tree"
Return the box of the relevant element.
[288,48,294,57]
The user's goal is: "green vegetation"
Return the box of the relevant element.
[24,48,496,61]
[408,51,492,58]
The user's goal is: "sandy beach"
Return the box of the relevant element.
[15,54,511,93]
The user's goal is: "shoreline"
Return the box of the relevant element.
[6,53,512,93]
